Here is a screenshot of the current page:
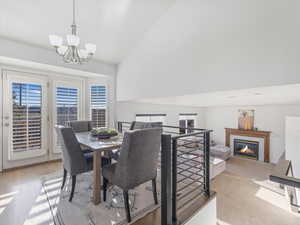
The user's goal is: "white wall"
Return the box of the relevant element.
[117,101,205,128]
[285,117,300,207]
[0,37,117,76]
[117,0,300,101]
[117,102,300,163]
[205,104,300,163]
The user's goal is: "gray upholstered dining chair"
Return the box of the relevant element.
[67,120,112,163]
[111,121,163,161]
[55,125,94,202]
[66,120,94,153]
[66,120,94,133]
[102,128,162,222]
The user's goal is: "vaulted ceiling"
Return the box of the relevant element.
[134,84,300,107]
[0,0,175,64]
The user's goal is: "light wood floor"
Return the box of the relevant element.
[0,158,299,225]
[213,157,300,225]
[0,161,61,225]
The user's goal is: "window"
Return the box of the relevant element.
[56,87,79,126]
[3,71,48,165]
[179,113,197,134]
[135,114,166,124]
[12,83,42,152]
[90,85,107,128]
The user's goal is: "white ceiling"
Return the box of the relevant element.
[132,84,300,107]
[0,0,175,64]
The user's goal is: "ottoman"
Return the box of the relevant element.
[210,144,231,161]
[210,157,226,179]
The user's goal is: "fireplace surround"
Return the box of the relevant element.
[225,128,271,162]
[234,139,259,160]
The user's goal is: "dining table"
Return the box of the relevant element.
[75,132,123,205]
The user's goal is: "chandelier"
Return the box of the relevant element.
[49,0,96,64]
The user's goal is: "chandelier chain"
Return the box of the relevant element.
[73,0,76,25]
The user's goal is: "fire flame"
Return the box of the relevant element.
[240,145,255,154]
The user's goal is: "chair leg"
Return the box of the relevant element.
[123,190,131,223]
[152,178,158,204]
[69,175,76,202]
[103,177,108,201]
[61,168,67,190]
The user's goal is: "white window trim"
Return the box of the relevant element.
[52,79,84,154]
[3,71,48,161]
[87,79,109,128]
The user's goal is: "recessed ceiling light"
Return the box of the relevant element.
[253,93,263,96]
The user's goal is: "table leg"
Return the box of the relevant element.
[93,151,102,205]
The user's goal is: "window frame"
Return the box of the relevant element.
[89,84,108,128]
[179,113,197,134]
[52,79,83,154]
[3,72,48,161]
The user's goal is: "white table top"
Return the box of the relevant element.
[75,132,122,151]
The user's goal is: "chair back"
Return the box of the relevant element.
[130,121,162,130]
[55,126,88,175]
[114,128,162,190]
[66,120,94,132]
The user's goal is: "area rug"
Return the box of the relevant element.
[41,172,160,225]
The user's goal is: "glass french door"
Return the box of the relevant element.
[53,80,82,153]
[2,70,48,169]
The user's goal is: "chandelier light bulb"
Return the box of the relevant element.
[85,43,96,54]
[49,35,63,47]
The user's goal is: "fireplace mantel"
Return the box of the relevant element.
[225,128,271,162]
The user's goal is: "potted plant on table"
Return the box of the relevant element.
[91,128,119,139]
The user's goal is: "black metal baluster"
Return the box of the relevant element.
[204,131,211,197]
[172,138,178,224]
[161,134,172,225]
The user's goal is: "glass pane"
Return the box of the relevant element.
[187,120,195,133]
[56,87,78,126]
[90,85,106,127]
[179,120,186,134]
[12,83,42,152]
[92,108,106,128]
[91,85,106,108]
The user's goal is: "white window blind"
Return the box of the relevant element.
[12,83,42,152]
[56,87,78,126]
[90,85,107,128]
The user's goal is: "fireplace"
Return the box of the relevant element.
[234,139,259,160]
[225,128,271,162]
